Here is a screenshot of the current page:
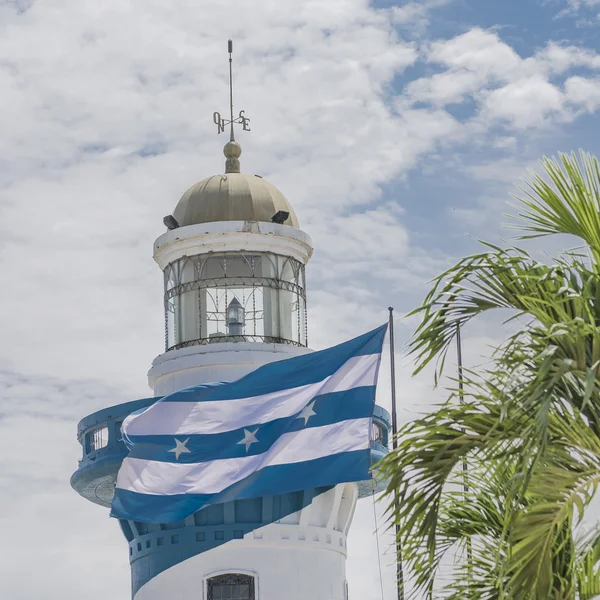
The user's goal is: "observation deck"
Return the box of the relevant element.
[71,399,391,508]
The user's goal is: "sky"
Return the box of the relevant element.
[2,0,600,598]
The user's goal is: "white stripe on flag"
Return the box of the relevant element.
[123,353,380,437]
[116,418,370,496]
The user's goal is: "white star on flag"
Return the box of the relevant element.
[297,401,316,425]
[168,438,191,460]
[238,428,259,452]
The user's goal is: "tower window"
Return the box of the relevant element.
[372,421,385,446]
[87,426,109,452]
[207,574,255,600]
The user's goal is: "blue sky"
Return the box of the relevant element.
[3,0,600,598]
[386,0,600,254]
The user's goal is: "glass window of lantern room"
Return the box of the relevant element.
[278,255,297,341]
[200,253,263,340]
[178,258,198,343]
[259,253,279,338]
[207,574,255,600]
[166,295,179,349]
[278,257,306,345]
[165,264,179,349]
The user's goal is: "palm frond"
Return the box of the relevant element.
[509,151,600,266]
[384,151,600,599]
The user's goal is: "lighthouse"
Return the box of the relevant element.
[71,41,391,600]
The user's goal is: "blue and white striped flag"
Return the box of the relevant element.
[111,324,387,523]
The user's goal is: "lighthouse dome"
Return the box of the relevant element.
[172,171,300,228]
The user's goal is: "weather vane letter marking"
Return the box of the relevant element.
[213,111,226,134]
[212,40,250,139]
[239,110,251,131]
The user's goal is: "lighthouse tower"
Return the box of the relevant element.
[71,42,390,600]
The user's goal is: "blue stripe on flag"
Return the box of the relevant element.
[111,449,370,523]
[126,386,375,464]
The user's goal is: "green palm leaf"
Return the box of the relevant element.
[381,151,600,599]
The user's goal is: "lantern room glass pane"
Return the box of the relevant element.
[277,289,294,341]
[165,265,177,292]
[180,258,196,284]
[259,254,278,279]
[179,290,198,343]
[292,295,306,345]
[166,296,179,348]
[280,256,296,285]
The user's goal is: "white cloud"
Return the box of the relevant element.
[391,0,454,31]
[481,76,565,129]
[564,76,600,111]
[567,0,600,8]
[3,2,600,600]
[557,0,600,20]
[404,28,600,130]
[492,136,517,149]
[315,205,410,264]
[405,68,483,105]
[0,366,130,599]
[534,41,600,73]
[427,28,523,79]
[392,2,430,25]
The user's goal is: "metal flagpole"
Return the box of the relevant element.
[388,307,405,600]
[456,324,472,562]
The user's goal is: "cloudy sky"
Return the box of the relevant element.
[2,0,600,598]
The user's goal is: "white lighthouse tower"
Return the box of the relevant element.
[71,41,390,600]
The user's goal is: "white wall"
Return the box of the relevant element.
[148,342,311,395]
[134,497,355,600]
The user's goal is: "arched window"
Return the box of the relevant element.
[207,573,255,600]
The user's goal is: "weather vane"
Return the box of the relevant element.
[213,40,250,141]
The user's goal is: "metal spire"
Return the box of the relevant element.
[228,39,234,142]
[213,39,251,173]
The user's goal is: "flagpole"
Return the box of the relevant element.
[456,324,472,562]
[388,307,404,600]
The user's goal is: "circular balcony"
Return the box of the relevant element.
[71,397,156,507]
[71,400,391,507]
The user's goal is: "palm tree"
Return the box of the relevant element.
[378,152,600,599]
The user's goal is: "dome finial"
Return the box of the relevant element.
[211,40,251,173]
[223,140,242,173]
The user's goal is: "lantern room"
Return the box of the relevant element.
[163,249,307,349]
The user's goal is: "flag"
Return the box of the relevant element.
[111,324,387,523]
